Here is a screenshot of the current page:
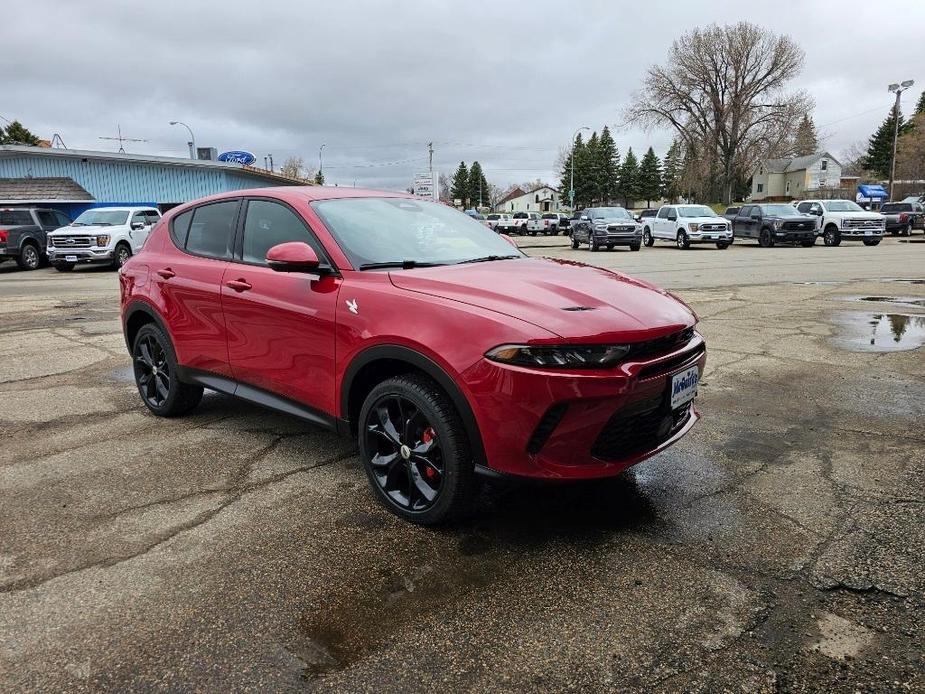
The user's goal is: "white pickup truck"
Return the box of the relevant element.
[47,206,161,271]
[643,204,733,250]
[793,199,885,246]
[512,211,545,235]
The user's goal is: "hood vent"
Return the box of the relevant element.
[562,306,595,311]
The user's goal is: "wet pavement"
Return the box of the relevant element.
[1,239,923,692]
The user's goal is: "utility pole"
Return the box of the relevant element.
[570,126,590,210]
[169,121,196,159]
[888,79,915,201]
[428,142,434,174]
[268,154,274,172]
[319,143,326,179]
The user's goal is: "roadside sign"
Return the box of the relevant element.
[413,172,437,201]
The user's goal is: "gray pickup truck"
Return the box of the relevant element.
[879,201,924,236]
[0,207,72,270]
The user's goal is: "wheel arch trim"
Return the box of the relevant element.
[123,300,170,354]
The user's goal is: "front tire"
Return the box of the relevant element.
[359,374,477,525]
[676,230,690,249]
[643,228,654,247]
[716,242,730,249]
[16,242,41,271]
[862,238,881,246]
[630,242,641,251]
[132,323,203,417]
[758,228,774,248]
[823,225,840,247]
[904,224,913,237]
[112,242,132,269]
[801,238,816,247]
[571,237,579,249]
[54,263,75,272]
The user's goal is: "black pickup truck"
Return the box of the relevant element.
[0,207,72,270]
[731,203,817,247]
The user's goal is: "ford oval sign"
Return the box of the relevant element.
[217,150,257,166]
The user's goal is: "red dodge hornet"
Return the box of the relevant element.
[120,187,706,524]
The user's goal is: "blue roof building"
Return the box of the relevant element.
[0,145,301,218]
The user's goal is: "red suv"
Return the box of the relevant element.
[120,187,706,524]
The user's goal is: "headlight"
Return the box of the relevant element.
[96,235,110,247]
[485,344,631,369]
[688,223,699,232]
[773,219,783,230]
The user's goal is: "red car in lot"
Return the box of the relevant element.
[120,187,706,524]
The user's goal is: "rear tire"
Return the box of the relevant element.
[904,224,913,237]
[132,323,203,417]
[16,242,41,271]
[359,374,477,525]
[590,239,599,252]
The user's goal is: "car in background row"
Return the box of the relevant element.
[643,204,732,250]
[512,211,544,235]
[485,213,516,233]
[569,207,641,251]
[541,212,570,235]
[730,204,817,247]
[794,199,885,247]
[464,209,492,229]
[722,206,740,221]
[879,201,924,236]
[636,209,659,225]
[0,207,71,270]
[120,187,705,524]
[47,206,161,271]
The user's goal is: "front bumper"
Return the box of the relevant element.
[838,229,884,239]
[48,247,115,265]
[592,230,641,244]
[773,229,816,241]
[462,331,707,479]
[686,230,732,243]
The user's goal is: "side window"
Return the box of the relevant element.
[666,207,676,218]
[145,211,161,225]
[657,208,668,218]
[756,183,764,192]
[131,211,148,226]
[811,203,823,215]
[185,201,238,259]
[36,210,57,226]
[821,160,827,171]
[797,202,810,213]
[241,200,322,265]
[54,211,71,227]
[171,210,193,247]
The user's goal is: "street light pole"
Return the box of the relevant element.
[169,121,196,159]
[570,126,590,210]
[888,79,914,201]
[319,143,326,179]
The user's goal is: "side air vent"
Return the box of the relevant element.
[526,403,569,454]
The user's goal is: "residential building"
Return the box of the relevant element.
[751,152,842,201]
[0,145,301,218]
[495,185,561,213]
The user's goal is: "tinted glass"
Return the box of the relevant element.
[312,198,523,268]
[131,211,147,224]
[242,200,321,265]
[759,204,801,215]
[0,210,33,225]
[880,203,911,212]
[822,200,863,212]
[72,209,129,226]
[542,213,556,219]
[589,207,632,219]
[797,203,811,213]
[145,211,161,224]
[170,210,193,247]
[36,210,58,226]
[54,212,72,227]
[678,205,715,217]
[185,201,237,259]
[657,208,668,218]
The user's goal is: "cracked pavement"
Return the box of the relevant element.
[1,240,923,692]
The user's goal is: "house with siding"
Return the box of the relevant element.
[751,152,842,201]
[495,184,561,213]
[0,145,300,218]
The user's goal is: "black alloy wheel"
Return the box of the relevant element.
[676,230,690,249]
[132,324,203,416]
[758,228,774,248]
[823,226,840,247]
[359,374,476,524]
[643,228,654,246]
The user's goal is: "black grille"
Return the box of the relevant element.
[625,327,694,361]
[590,394,691,461]
[526,403,568,455]
[782,221,813,231]
[637,345,705,380]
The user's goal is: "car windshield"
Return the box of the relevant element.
[821,200,863,212]
[759,204,801,216]
[72,209,129,226]
[312,198,524,268]
[590,207,632,220]
[880,203,910,212]
[677,205,716,218]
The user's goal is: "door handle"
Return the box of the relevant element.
[156,267,175,279]
[225,278,252,292]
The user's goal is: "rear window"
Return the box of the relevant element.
[0,210,33,226]
[542,213,556,219]
[880,203,911,212]
[513,212,527,219]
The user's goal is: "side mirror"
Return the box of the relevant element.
[667,214,677,222]
[810,209,822,216]
[580,215,589,221]
[130,221,145,230]
[266,242,323,273]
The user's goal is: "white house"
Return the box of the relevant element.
[751,152,842,201]
[495,185,561,213]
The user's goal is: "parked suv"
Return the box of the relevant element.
[731,204,817,247]
[570,207,642,251]
[794,199,885,246]
[879,201,923,236]
[120,188,705,524]
[485,213,516,233]
[47,206,161,271]
[0,207,70,270]
[644,204,732,249]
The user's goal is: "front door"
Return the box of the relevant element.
[129,210,152,251]
[220,198,341,415]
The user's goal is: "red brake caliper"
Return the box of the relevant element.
[422,427,437,479]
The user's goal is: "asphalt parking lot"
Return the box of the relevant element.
[1,238,923,692]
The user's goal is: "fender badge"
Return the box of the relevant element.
[346,299,359,314]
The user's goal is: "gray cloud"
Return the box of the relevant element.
[2,0,921,191]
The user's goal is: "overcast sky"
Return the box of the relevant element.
[2,0,922,192]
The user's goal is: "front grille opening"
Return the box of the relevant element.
[590,396,691,462]
[526,403,568,455]
[625,327,694,362]
[637,345,705,380]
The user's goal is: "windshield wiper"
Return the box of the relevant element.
[358,260,446,271]
[455,254,521,265]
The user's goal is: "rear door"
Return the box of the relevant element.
[221,198,341,414]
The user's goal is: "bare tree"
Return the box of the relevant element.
[625,22,812,204]
[280,156,305,180]
[840,141,870,177]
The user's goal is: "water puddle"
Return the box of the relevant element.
[843,296,925,308]
[832,312,925,352]
[882,278,925,285]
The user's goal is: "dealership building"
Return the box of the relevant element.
[0,145,300,219]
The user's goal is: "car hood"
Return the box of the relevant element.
[48,224,118,234]
[592,217,637,224]
[682,216,728,224]
[389,257,695,341]
[769,214,815,222]
[824,209,882,219]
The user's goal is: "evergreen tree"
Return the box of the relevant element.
[313,170,325,185]
[582,131,601,206]
[916,90,925,116]
[792,115,818,156]
[863,106,910,178]
[638,147,662,207]
[0,120,40,145]
[619,148,640,208]
[467,161,489,208]
[661,140,682,202]
[450,161,469,207]
[598,126,620,204]
[559,133,586,209]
